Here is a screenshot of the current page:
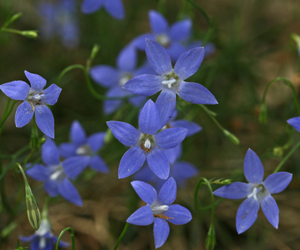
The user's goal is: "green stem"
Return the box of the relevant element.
[113,223,129,250]
[55,227,75,250]
[0,27,22,35]
[0,100,17,137]
[273,140,300,173]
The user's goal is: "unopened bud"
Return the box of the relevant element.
[259,103,267,124]
[273,147,284,157]
[205,224,216,250]
[223,130,240,145]
[90,44,100,60]
[25,187,41,230]
[21,30,38,39]
[291,33,300,55]
[105,129,113,144]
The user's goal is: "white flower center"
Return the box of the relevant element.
[144,139,151,149]
[39,237,46,249]
[162,78,176,89]
[49,164,65,181]
[36,219,51,236]
[156,34,171,48]
[152,204,169,215]
[76,144,92,156]
[119,74,132,86]
[247,187,259,200]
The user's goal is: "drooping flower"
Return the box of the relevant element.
[0,71,61,138]
[19,218,69,250]
[90,45,154,114]
[107,99,188,179]
[213,149,292,234]
[59,120,109,173]
[127,177,192,249]
[81,0,125,19]
[124,39,217,126]
[26,138,89,206]
[38,0,79,48]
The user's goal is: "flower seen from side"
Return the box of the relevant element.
[127,177,192,248]
[59,120,109,173]
[0,71,61,138]
[26,138,89,206]
[213,149,292,234]
[107,99,188,179]
[124,39,218,127]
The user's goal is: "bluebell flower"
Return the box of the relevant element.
[213,149,292,234]
[287,116,300,131]
[107,99,188,179]
[131,10,214,61]
[0,71,61,139]
[20,218,69,250]
[59,120,109,173]
[81,0,125,19]
[26,138,90,206]
[127,177,192,249]
[124,39,218,126]
[39,0,79,49]
[90,45,154,114]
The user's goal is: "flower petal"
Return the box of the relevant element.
[88,132,106,152]
[35,105,55,139]
[123,74,162,96]
[127,205,154,226]
[139,99,161,135]
[261,194,279,228]
[24,70,46,91]
[103,0,125,20]
[158,177,177,205]
[149,10,168,35]
[167,42,186,62]
[131,180,157,204]
[89,155,109,173]
[15,101,34,128]
[107,121,140,146]
[81,0,104,14]
[236,197,260,234]
[41,84,61,105]
[26,164,50,181]
[244,149,264,184]
[133,163,158,183]
[90,65,120,88]
[119,146,146,178]
[156,127,188,149]
[169,19,191,42]
[19,234,37,242]
[287,117,300,132]
[169,120,202,137]
[59,143,77,158]
[117,45,137,71]
[164,204,192,225]
[0,81,29,100]
[71,120,87,145]
[103,87,128,115]
[263,172,292,194]
[153,218,170,249]
[177,81,218,105]
[163,144,182,164]
[58,178,83,206]
[41,138,60,166]
[155,90,176,127]
[147,149,169,180]
[62,156,90,179]
[44,179,59,197]
[145,39,172,75]
[171,161,199,187]
[213,182,251,199]
[130,33,154,50]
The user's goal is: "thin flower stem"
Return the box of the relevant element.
[273,140,300,173]
[113,222,129,250]
[55,227,75,250]
[0,100,17,137]
[0,27,22,35]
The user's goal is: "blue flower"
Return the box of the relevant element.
[107,99,188,179]
[59,120,109,173]
[20,218,69,250]
[0,71,61,138]
[287,116,300,132]
[26,138,90,206]
[213,149,293,234]
[39,0,79,48]
[90,45,154,114]
[130,10,214,61]
[81,0,124,19]
[127,177,192,249]
[124,39,218,126]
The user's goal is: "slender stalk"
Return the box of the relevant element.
[0,100,17,137]
[113,223,129,250]
[55,227,75,250]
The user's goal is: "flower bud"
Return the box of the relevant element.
[205,224,216,250]
[25,186,41,230]
[223,130,240,145]
[259,103,267,124]
[273,147,284,157]
[21,30,38,39]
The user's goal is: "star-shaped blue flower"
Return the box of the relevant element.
[26,138,90,206]
[0,70,61,138]
[127,177,192,249]
[81,0,124,19]
[90,45,154,114]
[19,218,69,250]
[107,99,188,179]
[59,120,109,173]
[213,149,292,234]
[124,39,218,126]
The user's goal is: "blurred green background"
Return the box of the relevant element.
[0,0,300,249]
